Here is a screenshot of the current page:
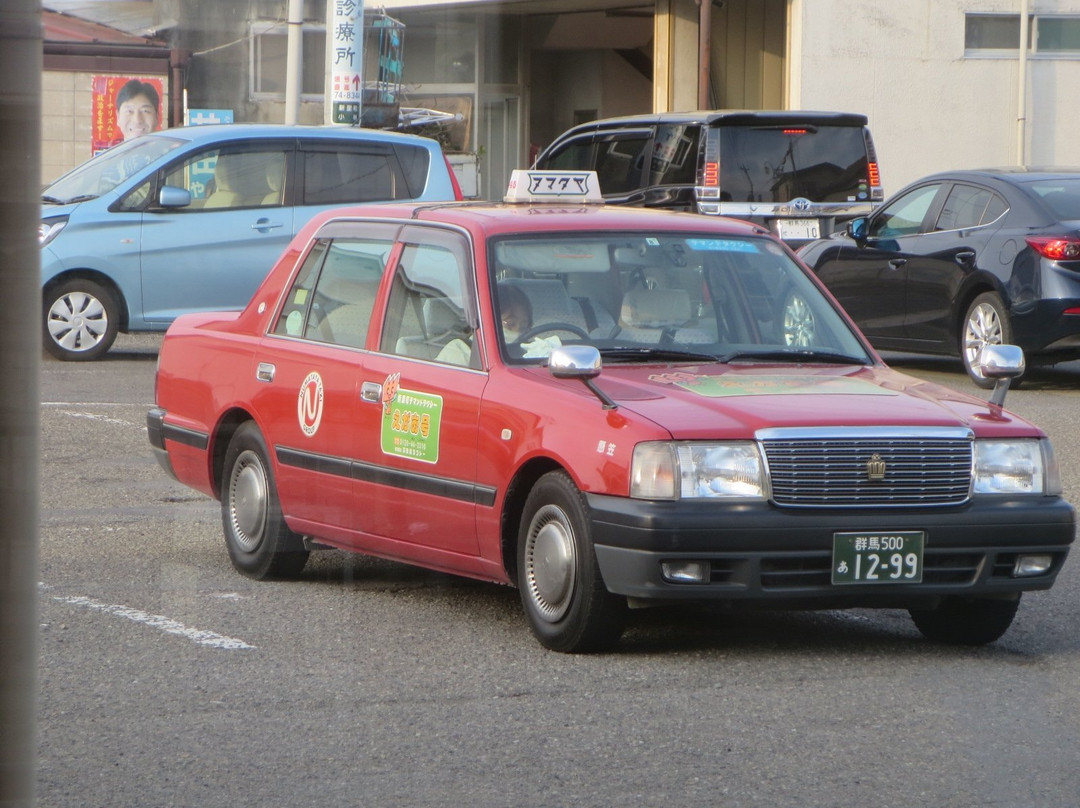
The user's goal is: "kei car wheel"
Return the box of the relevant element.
[909,595,1020,646]
[781,290,815,347]
[221,422,309,580]
[962,292,1014,389]
[518,471,626,653]
[43,278,120,361]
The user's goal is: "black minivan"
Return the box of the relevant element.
[534,110,883,246]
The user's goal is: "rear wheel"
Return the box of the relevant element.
[221,422,309,579]
[961,292,1013,389]
[43,278,119,361]
[909,595,1020,645]
[518,471,626,652]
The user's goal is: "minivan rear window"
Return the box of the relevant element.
[718,125,870,204]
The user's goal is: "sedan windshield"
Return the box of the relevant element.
[488,231,871,364]
[43,135,184,204]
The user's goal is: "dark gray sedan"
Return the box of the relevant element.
[797,168,1080,386]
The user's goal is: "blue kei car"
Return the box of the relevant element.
[39,123,462,360]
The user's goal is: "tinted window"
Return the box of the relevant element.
[718,125,870,203]
[304,148,406,205]
[935,184,1003,230]
[648,125,700,186]
[540,133,650,195]
[1029,179,1080,220]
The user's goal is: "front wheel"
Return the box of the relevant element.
[909,595,1020,645]
[221,422,309,580]
[517,471,626,653]
[961,292,1014,389]
[43,278,120,361]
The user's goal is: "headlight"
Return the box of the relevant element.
[631,441,767,500]
[39,218,68,247]
[974,438,1059,495]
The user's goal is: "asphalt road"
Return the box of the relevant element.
[36,335,1080,808]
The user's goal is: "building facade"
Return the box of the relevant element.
[42,0,1080,197]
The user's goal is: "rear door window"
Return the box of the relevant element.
[301,143,430,205]
[718,124,870,203]
[540,130,652,195]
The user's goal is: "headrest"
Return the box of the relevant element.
[620,288,692,328]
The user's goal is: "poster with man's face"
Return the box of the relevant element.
[92,75,164,153]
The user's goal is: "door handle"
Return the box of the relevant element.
[252,218,284,232]
[955,250,975,266]
[360,381,382,402]
[888,258,907,269]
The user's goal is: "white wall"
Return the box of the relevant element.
[790,0,1080,192]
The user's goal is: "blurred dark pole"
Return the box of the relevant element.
[0,2,41,807]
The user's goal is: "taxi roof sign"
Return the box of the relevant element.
[504,170,603,204]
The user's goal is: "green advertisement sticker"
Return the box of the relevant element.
[380,384,443,463]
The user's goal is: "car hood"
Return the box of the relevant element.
[576,363,1037,439]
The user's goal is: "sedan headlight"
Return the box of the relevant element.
[39,218,68,247]
[974,438,1060,495]
[631,441,767,500]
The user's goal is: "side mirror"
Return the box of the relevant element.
[979,344,1025,408]
[548,345,616,409]
[158,185,192,208]
[847,216,868,245]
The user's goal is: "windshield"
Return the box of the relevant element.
[43,135,184,204]
[719,125,870,203]
[488,231,870,364]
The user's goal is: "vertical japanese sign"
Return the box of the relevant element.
[329,0,364,124]
[91,75,164,154]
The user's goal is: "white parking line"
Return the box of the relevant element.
[53,594,256,650]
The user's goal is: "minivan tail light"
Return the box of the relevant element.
[867,162,881,188]
[1025,236,1080,261]
[444,155,464,201]
[703,162,719,188]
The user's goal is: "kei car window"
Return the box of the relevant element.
[303,148,405,204]
[868,183,941,238]
[380,234,476,367]
[161,147,289,210]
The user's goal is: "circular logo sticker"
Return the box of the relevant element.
[297,371,324,437]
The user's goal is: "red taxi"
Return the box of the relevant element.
[148,171,1074,652]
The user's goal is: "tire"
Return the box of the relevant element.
[781,289,815,347]
[961,292,1014,389]
[43,278,120,361]
[909,595,1020,646]
[221,422,309,580]
[517,471,627,653]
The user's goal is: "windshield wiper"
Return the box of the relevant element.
[41,195,65,204]
[718,348,869,365]
[599,346,720,363]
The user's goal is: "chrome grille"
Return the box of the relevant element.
[760,428,973,508]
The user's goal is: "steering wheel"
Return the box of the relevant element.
[516,321,590,343]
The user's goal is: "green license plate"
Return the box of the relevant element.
[832,531,924,585]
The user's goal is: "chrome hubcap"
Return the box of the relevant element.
[229,450,267,552]
[524,505,577,623]
[48,291,108,352]
[964,303,1003,379]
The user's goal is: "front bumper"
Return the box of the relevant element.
[587,493,1074,604]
